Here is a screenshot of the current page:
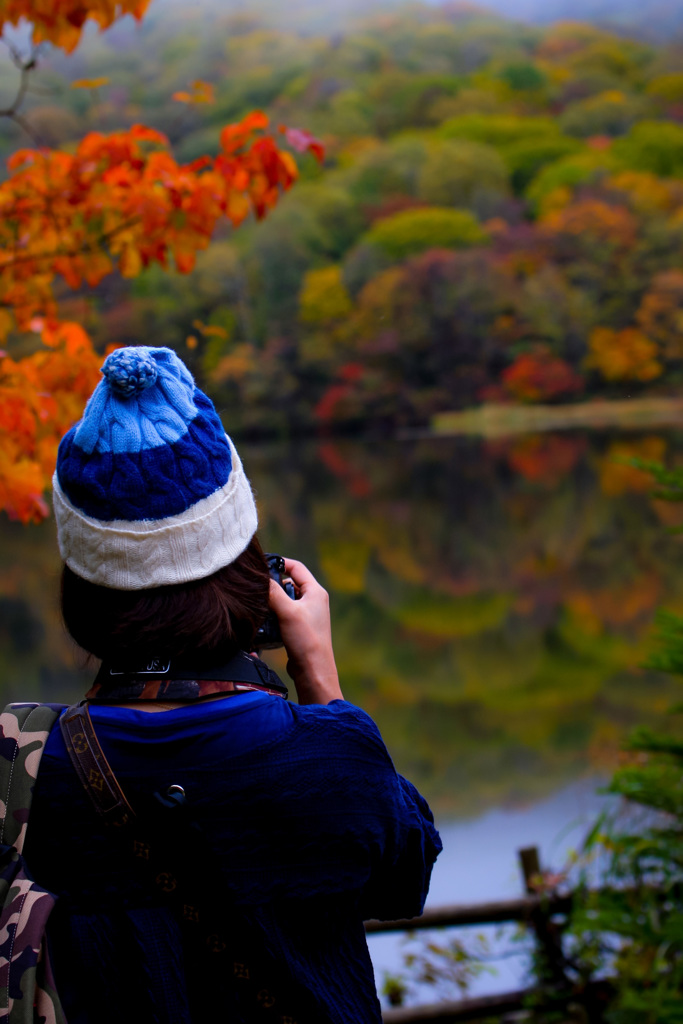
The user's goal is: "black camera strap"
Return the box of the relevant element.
[87,650,289,702]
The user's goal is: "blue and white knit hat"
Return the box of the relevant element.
[52,346,258,590]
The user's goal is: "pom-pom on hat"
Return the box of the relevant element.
[53,346,258,590]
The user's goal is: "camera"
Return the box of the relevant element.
[254,553,297,650]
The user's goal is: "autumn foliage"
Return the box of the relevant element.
[491,434,587,486]
[5,3,683,514]
[0,1,151,52]
[0,322,102,522]
[0,4,321,522]
[501,348,584,403]
[585,326,662,382]
[1,115,300,326]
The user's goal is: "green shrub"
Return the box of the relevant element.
[367,72,463,135]
[438,113,561,148]
[526,151,615,207]
[362,207,488,260]
[499,62,548,92]
[504,136,583,193]
[612,121,683,178]
[646,74,683,104]
[560,91,653,138]
[346,137,428,205]
[417,140,510,208]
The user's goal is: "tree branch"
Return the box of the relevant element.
[0,43,46,147]
[0,215,144,271]
[1,36,27,70]
[8,111,44,147]
[0,55,34,116]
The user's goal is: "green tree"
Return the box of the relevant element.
[613,121,683,178]
[361,207,488,261]
[416,140,510,212]
[504,136,583,193]
[560,90,653,138]
[526,151,615,208]
[646,73,683,105]
[499,61,548,93]
[367,72,463,135]
[299,266,352,325]
[438,113,561,148]
[345,137,428,206]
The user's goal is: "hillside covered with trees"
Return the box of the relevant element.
[3,2,680,438]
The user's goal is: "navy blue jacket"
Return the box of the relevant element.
[24,693,442,1023]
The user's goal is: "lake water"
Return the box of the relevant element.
[2,426,681,1005]
[368,775,616,1005]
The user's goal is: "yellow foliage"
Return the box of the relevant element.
[567,572,660,632]
[536,61,572,85]
[652,498,683,529]
[318,539,371,593]
[376,544,426,586]
[0,310,14,343]
[538,22,611,61]
[118,245,143,279]
[608,171,683,214]
[538,185,573,218]
[353,266,408,342]
[172,81,215,105]
[598,436,666,497]
[646,73,683,103]
[597,90,627,105]
[542,199,637,247]
[192,320,229,339]
[71,77,109,89]
[636,270,683,359]
[392,591,511,639]
[585,326,662,382]
[211,344,256,383]
[334,137,381,169]
[299,266,352,325]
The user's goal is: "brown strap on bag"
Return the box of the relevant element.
[60,701,134,828]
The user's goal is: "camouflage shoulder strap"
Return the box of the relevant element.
[0,702,66,1024]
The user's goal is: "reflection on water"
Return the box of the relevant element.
[2,429,682,817]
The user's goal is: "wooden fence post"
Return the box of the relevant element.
[519,846,541,894]
[517,846,570,994]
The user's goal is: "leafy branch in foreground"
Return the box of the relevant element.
[381,930,494,1009]
[0,1,151,53]
[559,461,683,1024]
[0,2,322,523]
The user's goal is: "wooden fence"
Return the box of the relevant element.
[365,846,577,1024]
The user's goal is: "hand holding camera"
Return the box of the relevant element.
[267,557,343,706]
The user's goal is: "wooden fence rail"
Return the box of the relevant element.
[365,892,573,934]
[365,846,574,1024]
[381,990,532,1022]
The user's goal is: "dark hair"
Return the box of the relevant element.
[61,535,271,668]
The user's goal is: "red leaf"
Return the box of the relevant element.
[281,127,325,164]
